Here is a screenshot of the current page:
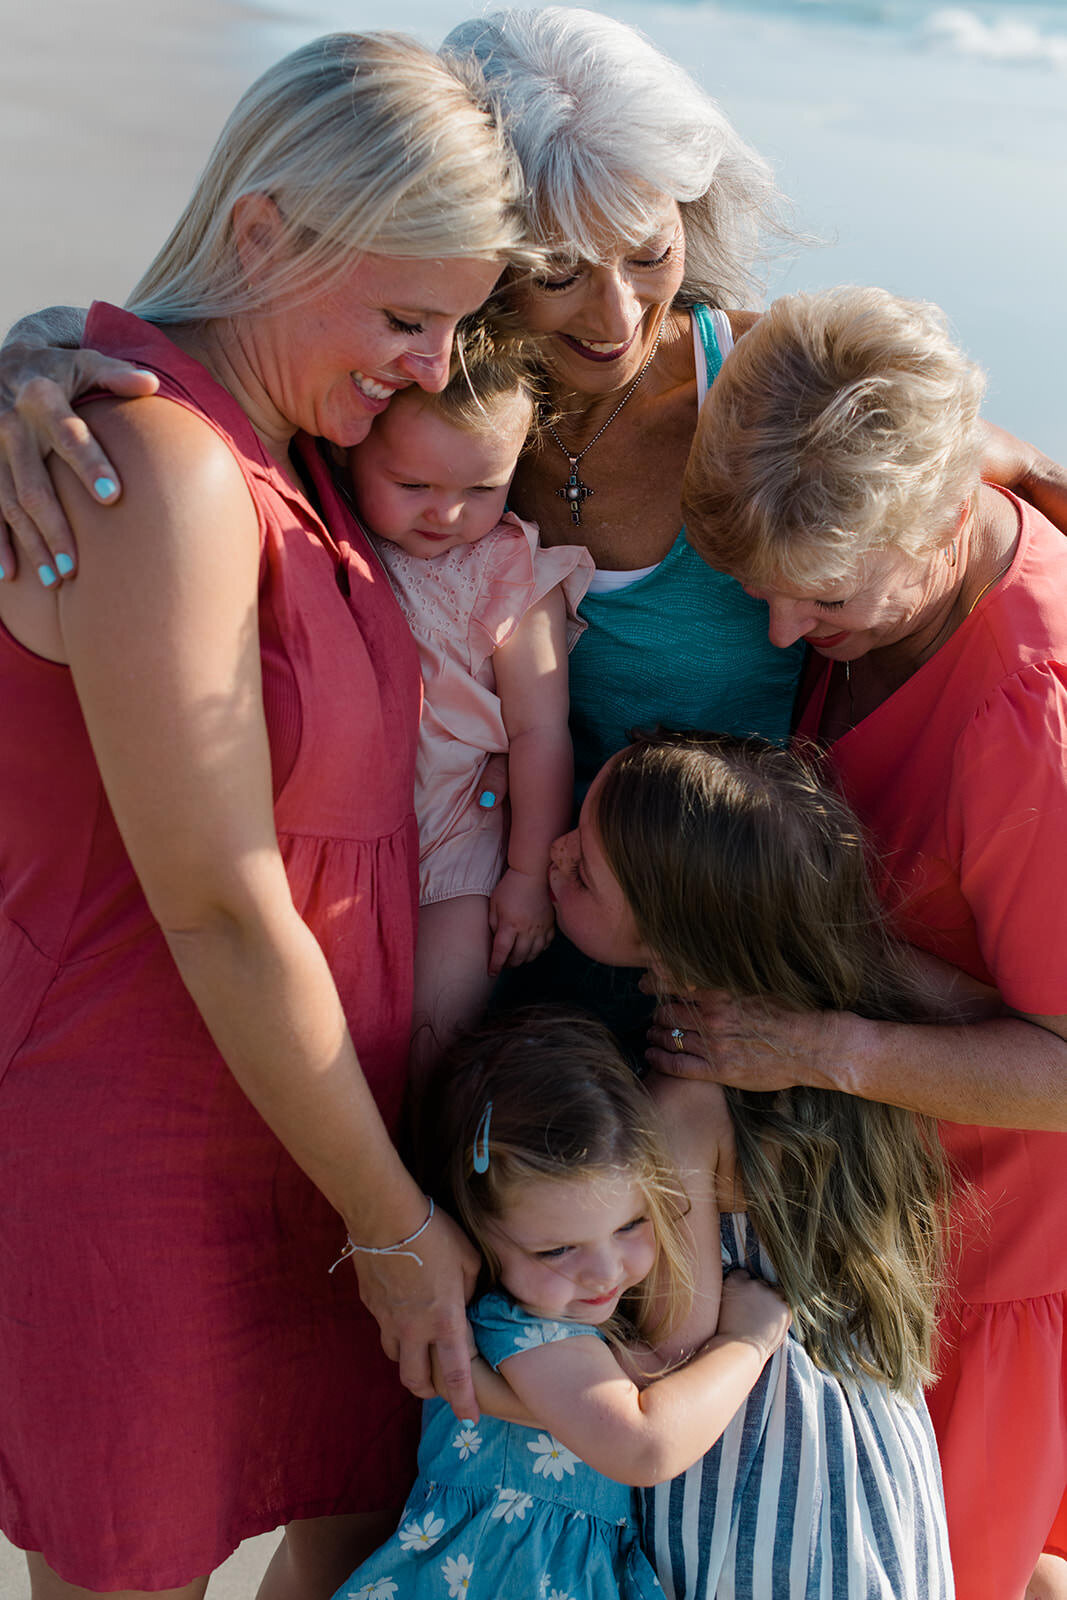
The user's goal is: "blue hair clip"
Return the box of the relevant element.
[472,1101,493,1174]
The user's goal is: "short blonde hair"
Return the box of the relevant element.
[442,8,789,309]
[128,32,532,323]
[683,286,987,589]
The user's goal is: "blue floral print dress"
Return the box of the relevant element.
[333,1291,664,1600]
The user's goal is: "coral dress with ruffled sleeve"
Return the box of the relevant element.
[798,488,1067,1600]
[0,306,423,1590]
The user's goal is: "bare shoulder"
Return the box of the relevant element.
[56,393,255,524]
[647,1072,732,1171]
[724,309,763,342]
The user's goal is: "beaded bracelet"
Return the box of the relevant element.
[328,1197,435,1273]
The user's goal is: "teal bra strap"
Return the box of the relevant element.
[691,302,724,387]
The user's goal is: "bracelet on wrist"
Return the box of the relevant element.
[328,1196,435,1273]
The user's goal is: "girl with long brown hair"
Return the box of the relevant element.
[548,730,956,1598]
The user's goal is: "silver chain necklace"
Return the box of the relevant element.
[547,320,665,526]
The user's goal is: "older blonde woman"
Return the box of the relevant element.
[0,33,530,1600]
[2,11,1064,780]
[654,286,1067,1600]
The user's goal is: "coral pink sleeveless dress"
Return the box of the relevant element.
[0,305,423,1590]
[798,489,1067,1600]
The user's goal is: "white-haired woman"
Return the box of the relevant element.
[0,32,530,1600]
[6,11,1061,754]
[651,285,1067,1600]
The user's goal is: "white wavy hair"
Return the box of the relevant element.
[682,286,988,588]
[441,7,789,309]
[128,32,532,324]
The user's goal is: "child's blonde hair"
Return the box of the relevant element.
[418,314,546,450]
[419,1007,693,1345]
[596,732,951,1393]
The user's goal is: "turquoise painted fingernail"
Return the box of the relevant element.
[94,476,118,500]
[0,563,6,581]
[478,790,496,809]
[38,563,57,588]
[56,553,75,576]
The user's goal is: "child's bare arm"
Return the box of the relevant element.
[643,1072,737,1364]
[431,1343,539,1426]
[488,585,573,976]
[497,1285,789,1487]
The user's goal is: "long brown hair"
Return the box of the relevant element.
[418,1007,694,1345]
[596,731,950,1393]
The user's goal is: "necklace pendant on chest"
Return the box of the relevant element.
[558,460,593,527]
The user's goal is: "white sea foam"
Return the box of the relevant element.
[925,6,1067,67]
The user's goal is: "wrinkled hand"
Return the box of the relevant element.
[0,345,158,582]
[716,1268,791,1361]
[646,990,846,1093]
[352,1203,482,1420]
[488,866,555,977]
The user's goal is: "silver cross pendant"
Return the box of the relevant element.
[557,463,593,526]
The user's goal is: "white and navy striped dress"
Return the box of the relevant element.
[641,1214,954,1599]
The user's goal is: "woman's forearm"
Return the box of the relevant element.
[164,897,425,1237]
[836,1011,1067,1130]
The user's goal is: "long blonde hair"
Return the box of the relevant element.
[419,1008,694,1346]
[128,32,531,324]
[596,732,951,1393]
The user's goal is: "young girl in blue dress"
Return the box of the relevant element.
[548,731,957,1599]
[333,1008,792,1600]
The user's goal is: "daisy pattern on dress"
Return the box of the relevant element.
[527,1433,579,1481]
[512,1322,572,1351]
[441,1552,474,1596]
[397,1511,445,1551]
[491,1487,535,1523]
[352,1580,398,1600]
[452,1423,482,1461]
[547,1589,575,1600]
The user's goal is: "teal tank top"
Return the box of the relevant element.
[568,305,804,793]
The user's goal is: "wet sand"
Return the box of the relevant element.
[0,0,285,326]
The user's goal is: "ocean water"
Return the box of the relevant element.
[253,0,1067,456]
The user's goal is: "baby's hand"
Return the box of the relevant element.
[716,1268,791,1362]
[488,867,556,976]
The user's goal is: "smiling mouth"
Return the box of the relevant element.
[559,331,636,362]
[351,371,400,402]
[579,1288,620,1306]
[811,630,850,647]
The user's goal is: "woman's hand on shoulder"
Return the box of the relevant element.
[646,989,856,1094]
[353,1203,482,1421]
[0,333,158,583]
